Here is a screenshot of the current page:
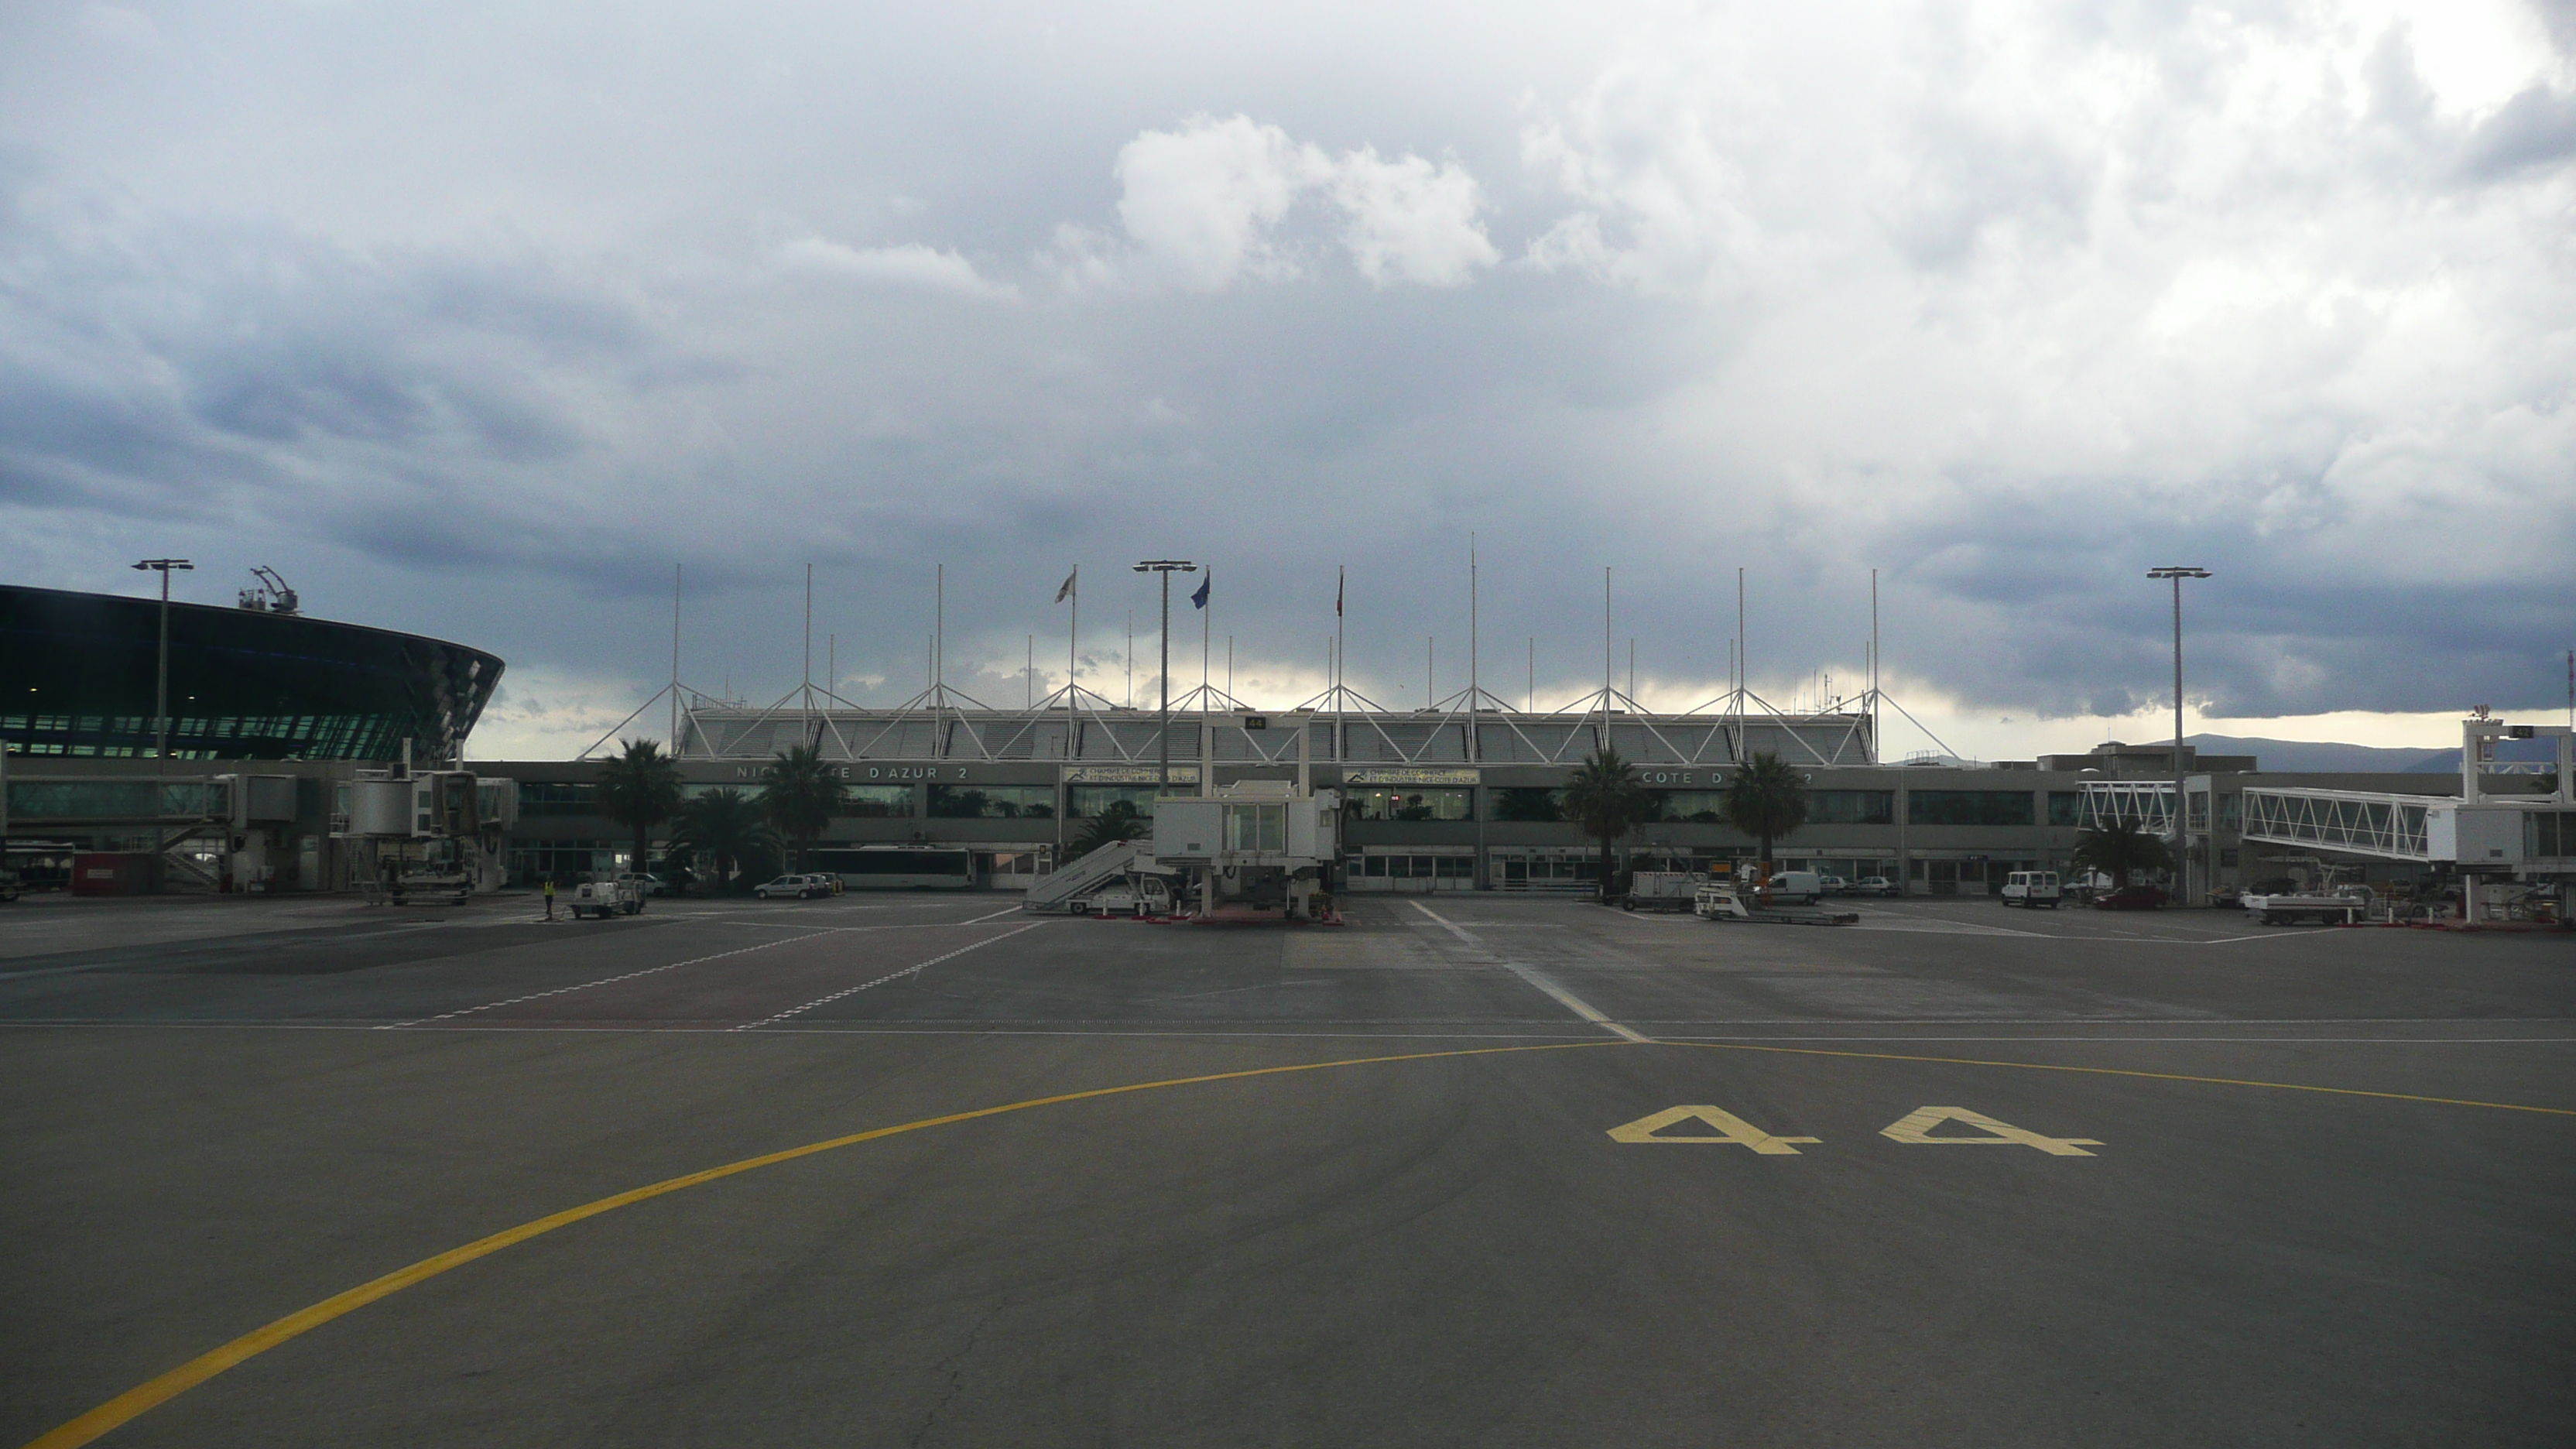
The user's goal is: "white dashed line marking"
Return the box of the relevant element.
[731,921,1049,1030]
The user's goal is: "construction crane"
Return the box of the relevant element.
[235,566,300,615]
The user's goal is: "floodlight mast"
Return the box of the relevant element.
[2146,567,2213,899]
[131,559,194,761]
[1133,560,1198,792]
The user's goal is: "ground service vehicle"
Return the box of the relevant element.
[1999,870,2062,908]
[1623,871,1704,912]
[567,879,643,919]
[2241,886,2372,926]
[753,874,828,899]
[1070,874,1173,917]
[1694,880,1858,926]
[1761,871,1824,906]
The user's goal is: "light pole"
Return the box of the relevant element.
[131,559,194,762]
[2146,566,2211,902]
[1132,560,1197,792]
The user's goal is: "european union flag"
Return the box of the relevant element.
[1190,574,1210,609]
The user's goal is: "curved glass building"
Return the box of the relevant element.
[2,584,502,761]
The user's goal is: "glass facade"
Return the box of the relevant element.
[1225,803,1288,851]
[927,784,1055,819]
[2047,792,2085,826]
[1352,855,1476,879]
[5,779,229,820]
[2,584,501,761]
[1907,790,2036,827]
[519,781,600,816]
[1344,786,1474,821]
[2530,810,2574,858]
[1810,790,1895,825]
[838,785,915,817]
[1067,784,1161,818]
[1650,791,1726,824]
[1491,787,1564,822]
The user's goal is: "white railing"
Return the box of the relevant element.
[2240,787,2434,862]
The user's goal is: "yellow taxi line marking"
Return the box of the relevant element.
[22,1039,1633,1449]
[1673,1041,2576,1115]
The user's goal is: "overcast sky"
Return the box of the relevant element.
[3,1,2570,759]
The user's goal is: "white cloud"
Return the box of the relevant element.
[1114,114,1329,290]
[1327,146,1497,288]
[773,238,1019,301]
[1070,114,1501,292]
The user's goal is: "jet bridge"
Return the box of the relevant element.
[1149,711,1341,919]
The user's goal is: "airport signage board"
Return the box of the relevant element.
[1065,766,1201,783]
[1345,768,1479,786]
[728,764,980,782]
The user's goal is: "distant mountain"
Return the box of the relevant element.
[2184,734,2460,774]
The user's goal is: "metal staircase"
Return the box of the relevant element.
[1020,838,1157,913]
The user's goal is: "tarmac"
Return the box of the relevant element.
[2,889,2571,1447]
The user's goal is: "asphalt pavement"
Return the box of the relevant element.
[3,889,2570,1447]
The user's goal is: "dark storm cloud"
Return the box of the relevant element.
[1,2,2569,754]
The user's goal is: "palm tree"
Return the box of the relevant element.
[2071,817,2173,889]
[1560,746,1649,903]
[670,788,776,894]
[758,742,845,872]
[1721,752,1810,874]
[594,738,684,882]
[1071,799,1148,859]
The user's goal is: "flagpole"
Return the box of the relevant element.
[1201,567,1211,706]
[670,563,682,750]
[1067,565,1078,759]
[1335,564,1345,765]
[1470,535,1484,888]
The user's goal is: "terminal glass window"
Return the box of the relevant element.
[1809,790,1894,824]
[2530,811,2573,858]
[927,785,1054,820]
[839,786,914,818]
[1224,803,1288,851]
[2047,792,2085,826]
[1907,790,2036,827]
[5,779,228,820]
[1491,787,1564,822]
[519,782,598,817]
[1067,784,1160,818]
[1651,791,1727,824]
[1344,787,1474,821]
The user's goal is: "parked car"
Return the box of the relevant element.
[2092,885,2169,910]
[616,872,677,898]
[1848,875,1896,897]
[753,874,830,899]
[1817,875,1852,896]
[1998,870,2063,909]
[0,868,19,903]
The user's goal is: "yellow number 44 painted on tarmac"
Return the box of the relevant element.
[1880,1106,2102,1156]
[1605,1105,1821,1154]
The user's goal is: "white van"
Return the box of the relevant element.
[1999,870,2062,909]
[1760,871,1824,906]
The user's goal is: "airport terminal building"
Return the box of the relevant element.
[5,586,2571,903]
[478,700,2569,903]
